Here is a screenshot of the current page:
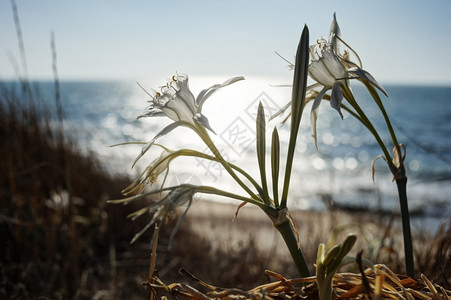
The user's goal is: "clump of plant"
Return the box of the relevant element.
[110,13,414,295]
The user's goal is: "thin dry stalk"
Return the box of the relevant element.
[147,264,450,300]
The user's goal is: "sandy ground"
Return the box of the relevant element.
[182,200,392,263]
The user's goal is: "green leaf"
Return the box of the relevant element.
[256,102,269,203]
[341,233,357,256]
[322,244,341,268]
[327,234,357,271]
[281,25,310,208]
[271,127,280,207]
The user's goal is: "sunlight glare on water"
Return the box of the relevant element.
[23,78,449,232]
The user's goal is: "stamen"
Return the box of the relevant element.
[335,35,363,68]
[137,82,155,99]
[168,79,179,91]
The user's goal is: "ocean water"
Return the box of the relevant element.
[4,78,451,232]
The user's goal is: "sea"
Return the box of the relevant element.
[3,77,451,233]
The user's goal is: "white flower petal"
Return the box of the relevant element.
[348,67,388,97]
[194,113,216,134]
[269,83,322,121]
[310,86,330,149]
[137,109,165,119]
[174,74,197,112]
[269,101,291,121]
[330,82,344,119]
[309,43,347,87]
[163,97,195,123]
[196,76,244,109]
[132,121,184,168]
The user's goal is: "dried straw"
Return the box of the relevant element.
[145,264,450,299]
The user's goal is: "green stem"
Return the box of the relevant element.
[342,85,392,161]
[271,212,310,277]
[395,166,415,277]
[363,82,405,173]
[369,85,414,276]
[317,277,333,300]
[197,186,266,208]
[174,149,264,196]
[341,103,390,160]
[362,81,399,147]
[196,125,260,201]
[343,84,414,277]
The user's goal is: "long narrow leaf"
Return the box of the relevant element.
[271,127,280,207]
[362,80,399,147]
[132,121,184,168]
[256,102,269,203]
[281,25,310,208]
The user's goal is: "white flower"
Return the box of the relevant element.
[128,184,196,244]
[134,73,244,166]
[122,147,173,196]
[308,14,388,147]
[271,14,388,149]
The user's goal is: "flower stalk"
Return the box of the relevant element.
[111,12,414,284]
[196,124,261,201]
[395,166,414,277]
[272,13,414,277]
[112,25,315,278]
[344,83,414,277]
[272,210,310,278]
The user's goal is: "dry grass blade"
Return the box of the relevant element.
[439,287,450,298]
[421,274,441,300]
[357,250,372,298]
[178,268,221,292]
[373,272,384,300]
[148,264,450,300]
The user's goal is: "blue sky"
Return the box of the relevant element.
[1,0,451,85]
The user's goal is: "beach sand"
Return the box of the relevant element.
[182,200,391,264]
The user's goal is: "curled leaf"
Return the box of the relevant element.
[371,154,385,182]
[232,201,247,222]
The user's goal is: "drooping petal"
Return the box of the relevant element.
[269,101,292,121]
[137,109,165,119]
[193,113,216,134]
[132,149,173,188]
[269,83,322,121]
[167,188,194,248]
[196,76,245,110]
[310,86,330,148]
[348,67,388,97]
[165,185,194,207]
[330,81,344,119]
[132,121,184,168]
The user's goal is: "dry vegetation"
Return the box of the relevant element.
[0,81,449,299]
[0,80,296,299]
